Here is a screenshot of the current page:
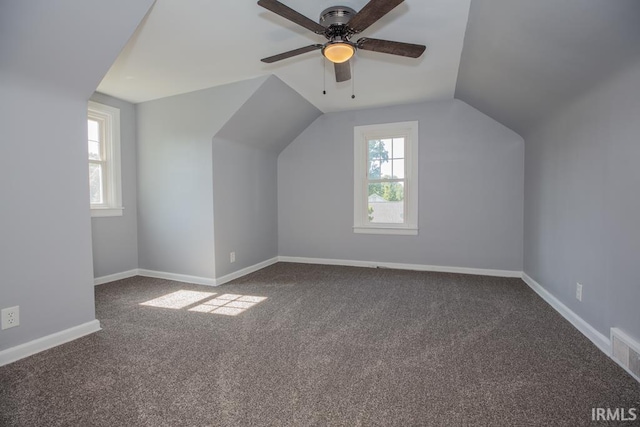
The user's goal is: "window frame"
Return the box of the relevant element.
[88,101,123,217]
[353,121,419,235]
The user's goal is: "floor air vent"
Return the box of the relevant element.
[611,328,640,382]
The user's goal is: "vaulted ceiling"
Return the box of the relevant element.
[98,0,640,134]
[98,0,471,112]
[455,0,640,135]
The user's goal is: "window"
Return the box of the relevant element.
[88,101,122,217]
[354,121,418,235]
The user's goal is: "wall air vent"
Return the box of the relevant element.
[610,328,640,383]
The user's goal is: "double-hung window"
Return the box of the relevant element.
[353,121,418,235]
[88,101,122,217]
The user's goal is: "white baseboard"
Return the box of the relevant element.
[94,268,216,287]
[0,319,101,367]
[94,269,138,286]
[137,269,217,287]
[216,257,279,286]
[93,258,281,288]
[278,256,522,278]
[521,272,610,355]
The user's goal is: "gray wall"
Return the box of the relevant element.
[90,92,139,278]
[279,99,524,271]
[0,0,153,351]
[212,76,321,278]
[0,83,96,352]
[136,77,266,279]
[212,140,279,277]
[524,58,640,341]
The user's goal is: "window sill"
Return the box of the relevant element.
[91,207,123,218]
[353,226,418,236]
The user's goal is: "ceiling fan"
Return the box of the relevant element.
[258,0,426,83]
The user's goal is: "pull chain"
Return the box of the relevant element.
[351,60,356,99]
[323,57,327,95]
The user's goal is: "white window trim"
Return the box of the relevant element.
[88,101,123,217]
[353,121,419,235]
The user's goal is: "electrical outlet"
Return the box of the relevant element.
[576,283,583,302]
[230,251,236,263]
[1,306,20,330]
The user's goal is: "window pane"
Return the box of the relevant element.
[88,119,99,142]
[368,140,380,160]
[89,163,103,204]
[368,182,404,224]
[380,159,392,178]
[392,159,405,179]
[380,138,392,155]
[392,138,405,159]
[368,139,392,159]
[88,119,101,161]
[88,140,101,161]
[368,159,380,179]
[368,139,391,179]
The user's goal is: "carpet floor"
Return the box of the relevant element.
[1,263,639,426]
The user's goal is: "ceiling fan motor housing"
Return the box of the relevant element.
[320,6,357,41]
[319,6,356,27]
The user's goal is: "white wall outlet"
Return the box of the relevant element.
[230,251,236,263]
[1,306,20,330]
[576,283,583,301]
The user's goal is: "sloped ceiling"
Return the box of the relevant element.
[97,0,471,112]
[84,0,640,134]
[455,0,640,135]
[215,76,322,153]
[0,0,155,99]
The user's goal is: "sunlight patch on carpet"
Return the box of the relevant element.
[189,294,267,316]
[140,290,216,309]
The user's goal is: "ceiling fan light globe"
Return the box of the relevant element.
[323,43,355,64]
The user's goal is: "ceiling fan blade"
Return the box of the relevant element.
[347,0,404,33]
[261,44,323,63]
[257,0,326,35]
[334,61,351,82]
[357,37,426,58]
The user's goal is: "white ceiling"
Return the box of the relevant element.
[97,0,471,112]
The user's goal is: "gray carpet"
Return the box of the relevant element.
[1,263,638,426]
